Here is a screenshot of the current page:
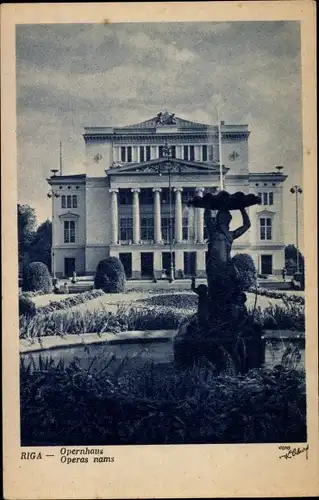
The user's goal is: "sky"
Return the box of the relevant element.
[16,21,303,247]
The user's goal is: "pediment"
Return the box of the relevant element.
[257,209,276,216]
[122,113,209,130]
[58,211,80,220]
[108,157,228,176]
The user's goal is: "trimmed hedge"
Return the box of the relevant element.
[232,253,257,291]
[94,257,126,293]
[23,262,52,293]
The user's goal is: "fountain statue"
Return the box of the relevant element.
[174,190,264,373]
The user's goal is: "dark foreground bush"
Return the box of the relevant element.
[23,262,52,293]
[94,257,126,293]
[20,359,306,446]
[19,295,36,318]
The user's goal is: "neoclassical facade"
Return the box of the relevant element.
[48,112,287,278]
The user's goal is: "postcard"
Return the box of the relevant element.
[1,1,318,498]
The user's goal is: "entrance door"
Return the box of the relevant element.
[64,257,75,277]
[261,255,273,275]
[184,252,197,276]
[119,253,132,279]
[162,252,175,277]
[141,252,154,278]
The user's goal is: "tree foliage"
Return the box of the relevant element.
[18,204,37,271]
[30,219,52,270]
[17,205,52,273]
[285,244,305,273]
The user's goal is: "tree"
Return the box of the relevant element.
[17,204,37,273]
[30,219,52,271]
[285,244,305,274]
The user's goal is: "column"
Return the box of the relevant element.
[132,251,141,279]
[196,250,206,278]
[174,250,184,276]
[131,188,141,244]
[173,187,183,243]
[195,188,205,243]
[153,188,162,243]
[194,145,201,161]
[109,188,119,244]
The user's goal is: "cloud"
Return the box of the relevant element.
[16,21,303,246]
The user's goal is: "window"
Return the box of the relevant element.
[208,145,214,161]
[161,217,175,242]
[161,188,171,204]
[202,145,207,161]
[189,145,195,161]
[182,188,195,204]
[64,221,75,243]
[140,188,153,205]
[170,145,176,158]
[258,192,274,205]
[121,146,126,162]
[182,217,188,241]
[120,218,133,241]
[127,146,132,163]
[139,146,145,162]
[146,146,151,161]
[183,145,189,161]
[159,145,164,158]
[260,217,272,240]
[269,192,274,205]
[119,190,132,205]
[140,218,154,240]
[62,195,77,208]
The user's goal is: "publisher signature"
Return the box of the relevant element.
[278,444,309,460]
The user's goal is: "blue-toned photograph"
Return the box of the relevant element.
[17,21,306,446]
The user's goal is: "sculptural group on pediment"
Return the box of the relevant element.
[155,111,177,126]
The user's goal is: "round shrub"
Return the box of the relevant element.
[23,262,53,293]
[232,253,257,291]
[19,295,36,317]
[94,257,126,293]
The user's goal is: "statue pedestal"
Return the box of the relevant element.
[174,316,264,373]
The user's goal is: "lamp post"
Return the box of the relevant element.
[290,185,303,274]
[47,169,60,280]
[162,141,176,283]
[148,141,181,283]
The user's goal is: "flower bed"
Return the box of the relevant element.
[250,287,305,305]
[35,289,105,315]
[137,293,197,310]
[19,305,190,339]
[20,359,306,446]
[19,298,305,340]
[21,290,47,299]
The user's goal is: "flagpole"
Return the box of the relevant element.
[59,142,63,176]
[217,103,224,190]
